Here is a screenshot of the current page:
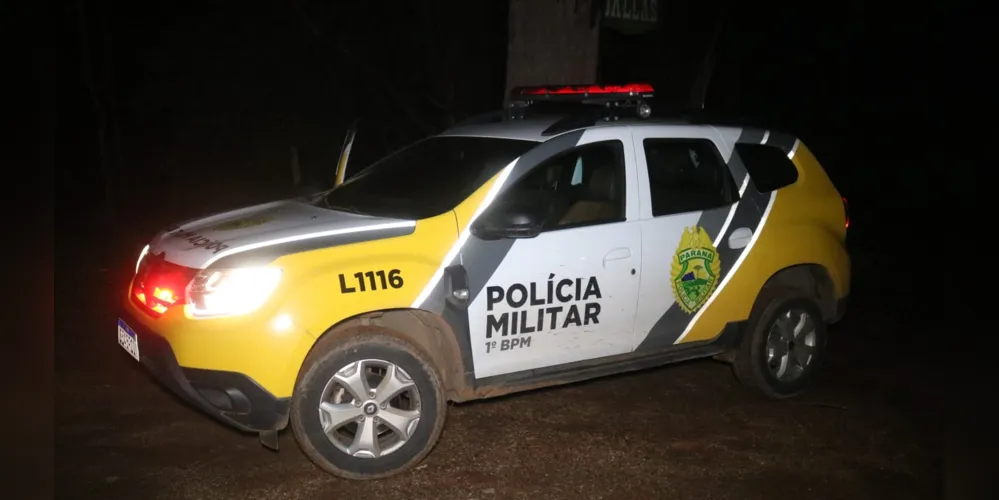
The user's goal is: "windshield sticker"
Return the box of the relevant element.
[211,214,276,231]
[171,229,231,254]
[482,274,602,354]
[671,226,721,314]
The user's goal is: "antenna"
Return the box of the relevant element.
[689,9,726,110]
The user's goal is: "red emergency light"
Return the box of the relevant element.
[131,252,197,317]
[510,83,654,102]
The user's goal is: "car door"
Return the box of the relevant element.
[463,128,643,379]
[630,125,754,352]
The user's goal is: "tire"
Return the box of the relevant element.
[290,328,447,480]
[733,287,828,399]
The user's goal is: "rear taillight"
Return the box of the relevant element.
[842,196,850,230]
[132,253,197,317]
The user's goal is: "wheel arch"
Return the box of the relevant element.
[758,264,837,322]
[299,308,470,402]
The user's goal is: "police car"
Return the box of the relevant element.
[118,83,850,479]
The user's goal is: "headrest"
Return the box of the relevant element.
[585,166,618,201]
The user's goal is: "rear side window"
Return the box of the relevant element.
[734,143,799,192]
[643,138,739,217]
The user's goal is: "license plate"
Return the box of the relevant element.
[117,318,140,362]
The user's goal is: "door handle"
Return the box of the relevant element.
[728,227,753,249]
[603,247,632,266]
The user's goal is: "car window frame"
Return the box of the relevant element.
[641,137,741,218]
[733,142,800,193]
[491,139,630,234]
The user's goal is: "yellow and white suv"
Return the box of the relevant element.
[118,84,850,479]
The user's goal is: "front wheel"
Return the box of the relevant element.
[733,288,828,399]
[290,330,447,479]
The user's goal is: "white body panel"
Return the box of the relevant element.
[631,126,736,346]
[631,210,702,344]
[467,128,644,378]
[467,223,642,377]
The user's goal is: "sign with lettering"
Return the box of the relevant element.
[481,274,603,355]
[603,0,659,35]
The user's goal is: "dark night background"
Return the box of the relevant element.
[42,0,989,498]
[56,0,980,263]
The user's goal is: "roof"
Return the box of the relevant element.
[438,116,562,142]
[437,114,749,143]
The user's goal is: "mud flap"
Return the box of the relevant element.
[259,430,280,451]
[710,320,747,364]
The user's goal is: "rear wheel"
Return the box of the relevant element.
[290,330,447,479]
[733,288,828,399]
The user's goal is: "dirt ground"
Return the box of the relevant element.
[55,243,942,500]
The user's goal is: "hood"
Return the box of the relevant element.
[148,199,416,269]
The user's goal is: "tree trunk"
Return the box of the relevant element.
[689,12,724,110]
[77,0,118,235]
[504,0,601,105]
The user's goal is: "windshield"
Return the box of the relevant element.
[324,136,537,219]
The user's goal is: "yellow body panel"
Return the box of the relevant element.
[126,213,458,398]
[277,212,457,338]
[123,295,316,398]
[678,141,850,343]
[126,172,507,398]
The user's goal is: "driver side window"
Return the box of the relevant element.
[500,140,626,231]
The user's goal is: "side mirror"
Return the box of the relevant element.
[472,204,543,240]
[334,121,358,188]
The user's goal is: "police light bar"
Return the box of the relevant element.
[510,83,654,102]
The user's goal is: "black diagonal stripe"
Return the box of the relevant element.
[713,182,772,287]
[694,204,735,247]
[739,128,766,145]
[766,130,797,154]
[726,145,750,184]
[440,284,476,386]
[635,193,768,351]
[635,127,771,351]
[206,224,416,269]
[463,238,516,305]
[464,129,587,306]
[413,236,519,317]
[425,130,590,385]
[422,130,589,316]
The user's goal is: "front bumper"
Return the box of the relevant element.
[119,309,290,433]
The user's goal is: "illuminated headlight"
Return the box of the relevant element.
[135,244,150,274]
[185,267,282,318]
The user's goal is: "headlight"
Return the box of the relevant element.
[135,244,150,274]
[185,267,282,318]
